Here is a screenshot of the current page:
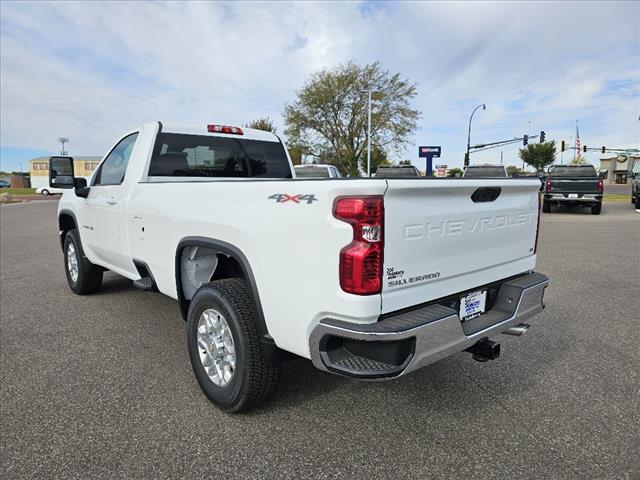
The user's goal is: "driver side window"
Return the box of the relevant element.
[94,133,139,186]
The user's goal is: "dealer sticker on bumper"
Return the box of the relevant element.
[460,290,487,321]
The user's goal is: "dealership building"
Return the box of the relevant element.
[28,156,101,189]
[599,154,639,184]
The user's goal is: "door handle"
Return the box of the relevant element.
[106,197,118,205]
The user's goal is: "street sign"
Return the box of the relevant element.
[418,146,441,176]
[419,146,441,158]
[435,165,447,177]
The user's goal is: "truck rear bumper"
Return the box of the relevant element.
[545,193,602,204]
[309,272,549,379]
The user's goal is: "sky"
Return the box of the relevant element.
[1,0,639,172]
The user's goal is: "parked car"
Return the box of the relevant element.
[36,186,64,195]
[543,164,603,214]
[631,172,640,210]
[374,165,420,177]
[50,121,548,412]
[0,180,10,188]
[463,165,508,178]
[294,164,342,178]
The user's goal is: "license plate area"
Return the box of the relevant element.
[459,290,487,321]
[568,193,578,198]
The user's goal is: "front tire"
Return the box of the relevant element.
[63,229,103,294]
[591,203,602,215]
[187,279,280,413]
[41,189,49,196]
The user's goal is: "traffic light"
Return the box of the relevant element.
[561,140,565,152]
[583,145,587,153]
[523,135,528,146]
[602,146,606,154]
[539,131,545,143]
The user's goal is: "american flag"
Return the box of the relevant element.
[575,122,581,159]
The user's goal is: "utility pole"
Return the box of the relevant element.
[366,90,372,177]
[466,103,486,168]
[500,150,503,165]
[58,137,69,156]
[361,89,381,177]
[568,135,572,165]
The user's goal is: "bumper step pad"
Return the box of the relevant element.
[332,355,398,373]
[310,271,549,379]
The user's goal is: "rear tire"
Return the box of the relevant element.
[635,195,640,210]
[591,203,602,215]
[186,278,280,413]
[542,200,551,213]
[63,229,103,294]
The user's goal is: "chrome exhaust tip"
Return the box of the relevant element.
[502,323,530,336]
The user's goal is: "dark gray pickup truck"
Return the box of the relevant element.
[543,164,603,215]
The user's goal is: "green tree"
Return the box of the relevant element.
[519,141,557,173]
[284,60,420,177]
[570,155,587,165]
[398,160,413,166]
[358,144,391,174]
[245,117,277,133]
[506,165,523,177]
[287,145,303,165]
[447,167,463,177]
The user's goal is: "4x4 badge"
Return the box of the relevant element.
[268,194,318,204]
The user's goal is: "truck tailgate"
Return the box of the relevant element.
[550,178,600,194]
[382,179,540,313]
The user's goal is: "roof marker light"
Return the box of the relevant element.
[207,124,244,135]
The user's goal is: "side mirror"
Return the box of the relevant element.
[74,177,90,198]
[49,156,75,189]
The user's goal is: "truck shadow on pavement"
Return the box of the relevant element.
[250,311,572,419]
[86,273,571,422]
[545,205,602,215]
[96,273,148,294]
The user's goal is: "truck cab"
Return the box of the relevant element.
[543,164,603,214]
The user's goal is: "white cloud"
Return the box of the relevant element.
[1,0,638,168]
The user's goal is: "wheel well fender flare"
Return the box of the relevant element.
[175,237,269,338]
[58,209,79,250]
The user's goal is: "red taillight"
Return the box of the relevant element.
[207,124,244,135]
[597,179,603,193]
[334,196,384,295]
[545,177,551,193]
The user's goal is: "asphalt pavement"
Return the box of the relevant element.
[1,200,639,479]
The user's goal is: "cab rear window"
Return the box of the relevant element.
[375,167,419,177]
[148,133,292,178]
[295,167,330,178]
[463,167,506,178]
[549,166,596,177]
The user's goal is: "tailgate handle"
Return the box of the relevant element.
[471,187,501,203]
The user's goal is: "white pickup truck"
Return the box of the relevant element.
[50,122,549,412]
